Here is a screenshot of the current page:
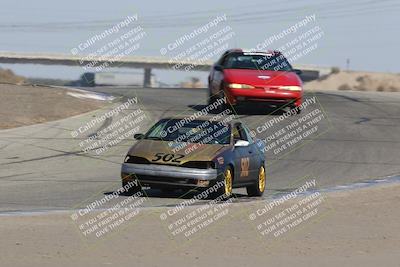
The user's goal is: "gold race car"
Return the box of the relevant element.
[121,117,266,198]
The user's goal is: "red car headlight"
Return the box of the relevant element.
[228,83,255,89]
[278,86,302,91]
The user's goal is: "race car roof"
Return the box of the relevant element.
[225,48,282,56]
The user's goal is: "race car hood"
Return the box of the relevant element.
[223,69,302,87]
[127,139,231,165]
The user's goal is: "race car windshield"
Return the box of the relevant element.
[144,119,231,145]
[223,52,292,71]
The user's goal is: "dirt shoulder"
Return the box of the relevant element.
[0,183,399,267]
[304,70,400,92]
[0,84,108,129]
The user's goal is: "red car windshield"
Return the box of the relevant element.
[222,52,292,72]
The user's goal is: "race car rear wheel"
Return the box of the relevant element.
[246,165,266,197]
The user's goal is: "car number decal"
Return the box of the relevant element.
[151,153,184,163]
[240,157,250,177]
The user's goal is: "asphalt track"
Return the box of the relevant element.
[0,87,399,213]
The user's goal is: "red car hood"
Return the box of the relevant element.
[223,69,302,87]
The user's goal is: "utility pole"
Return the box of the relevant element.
[346,58,350,71]
[143,68,152,88]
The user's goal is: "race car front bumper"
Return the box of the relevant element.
[228,88,303,106]
[121,163,219,188]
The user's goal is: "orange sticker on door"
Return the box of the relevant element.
[240,157,250,177]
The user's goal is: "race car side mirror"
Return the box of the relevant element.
[234,140,250,147]
[134,133,145,140]
[214,65,223,72]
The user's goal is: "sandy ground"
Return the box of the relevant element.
[0,183,399,267]
[304,71,400,92]
[0,84,106,129]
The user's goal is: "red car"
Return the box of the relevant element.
[208,49,303,113]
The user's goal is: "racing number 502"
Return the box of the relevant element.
[152,153,184,163]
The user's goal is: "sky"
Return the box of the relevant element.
[0,0,399,84]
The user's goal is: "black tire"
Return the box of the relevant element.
[208,92,217,106]
[207,94,217,105]
[246,165,266,197]
[122,180,142,195]
[290,105,301,115]
[218,90,235,113]
[209,87,235,114]
[160,188,175,195]
[212,167,233,199]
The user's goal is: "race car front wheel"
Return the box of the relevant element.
[246,165,266,197]
[122,180,142,195]
[208,90,217,105]
[290,105,301,114]
[223,168,233,197]
[213,167,233,198]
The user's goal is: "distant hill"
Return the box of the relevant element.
[305,70,400,92]
[0,68,25,84]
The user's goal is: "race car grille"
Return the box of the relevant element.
[125,157,215,169]
[181,161,215,169]
[136,175,197,185]
[246,98,293,102]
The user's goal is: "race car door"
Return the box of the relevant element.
[232,123,257,182]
